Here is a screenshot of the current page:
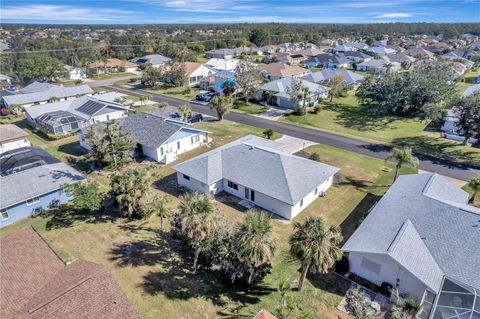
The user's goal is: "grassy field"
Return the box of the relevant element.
[280,94,480,165]
[0,114,424,319]
[232,99,269,115]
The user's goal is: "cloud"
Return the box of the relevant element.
[135,0,257,13]
[0,5,134,21]
[375,13,413,18]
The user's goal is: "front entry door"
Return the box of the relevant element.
[250,190,255,202]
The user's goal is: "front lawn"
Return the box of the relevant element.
[232,99,269,115]
[0,117,419,318]
[90,72,137,80]
[144,85,198,102]
[281,94,480,165]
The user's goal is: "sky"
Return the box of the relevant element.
[0,0,479,24]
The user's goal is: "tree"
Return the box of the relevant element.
[286,77,309,115]
[232,209,275,285]
[468,177,480,204]
[209,95,233,121]
[452,92,480,145]
[16,54,68,83]
[178,104,192,122]
[289,216,343,291]
[250,27,269,47]
[327,74,345,102]
[263,128,274,139]
[385,147,419,182]
[391,289,424,319]
[154,195,172,229]
[275,279,314,319]
[346,288,379,319]
[141,64,162,88]
[177,192,216,272]
[166,63,188,87]
[63,180,103,212]
[110,166,154,218]
[235,61,262,103]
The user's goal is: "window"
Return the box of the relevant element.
[227,181,238,190]
[315,187,318,195]
[0,208,9,220]
[191,135,200,144]
[160,147,164,156]
[26,197,40,206]
[177,141,181,149]
[300,199,304,207]
[183,174,190,180]
[360,257,381,275]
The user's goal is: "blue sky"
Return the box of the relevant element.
[1,0,479,24]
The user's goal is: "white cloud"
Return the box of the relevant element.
[1,5,134,21]
[135,0,257,13]
[375,13,413,18]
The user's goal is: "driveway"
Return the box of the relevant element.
[257,107,291,121]
[85,73,140,88]
[103,84,480,181]
[276,135,318,154]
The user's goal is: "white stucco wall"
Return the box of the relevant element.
[0,138,31,154]
[348,252,428,300]
[91,110,127,123]
[176,172,210,194]
[290,176,333,219]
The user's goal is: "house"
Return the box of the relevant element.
[172,135,338,220]
[404,47,435,59]
[274,52,306,65]
[206,48,238,59]
[0,124,30,154]
[205,58,240,72]
[0,226,139,318]
[65,65,87,80]
[333,42,368,53]
[184,62,216,85]
[343,51,372,63]
[356,60,401,73]
[254,309,278,319]
[366,46,397,56]
[199,70,236,93]
[89,58,137,74]
[80,112,209,164]
[295,48,323,57]
[2,82,93,108]
[24,92,129,135]
[0,147,84,228]
[302,69,365,87]
[383,53,416,65]
[259,63,310,81]
[304,54,349,69]
[259,77,328,109]
[342,173,480,319]
[130,54,172,68]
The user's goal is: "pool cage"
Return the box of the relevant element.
[36,111,87,135]
[421,278,480,319]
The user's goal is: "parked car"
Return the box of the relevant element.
[195,92,218,102]
[188,113,203,123]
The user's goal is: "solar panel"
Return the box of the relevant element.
[76,100,106,116]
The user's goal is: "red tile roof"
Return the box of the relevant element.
[0,227,139,319]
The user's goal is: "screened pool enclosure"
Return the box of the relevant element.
[36,111,87,135]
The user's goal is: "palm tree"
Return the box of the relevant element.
[154,195,171,230]
[385,147,419,182]
[209,95,233,121]
[178,104,192,122]
[391,289,424,319]
[178,192,215,272]
[289,216,343,291]
[264,90,276,106]
[232,209,275,285]
[468,177,480,204]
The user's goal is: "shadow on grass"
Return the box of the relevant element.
[58,141,87,157]
[307,271,351,298]
[43,204,117,230]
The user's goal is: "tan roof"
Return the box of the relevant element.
[0,227,139,319]
[0,124,29,143]
[254,309,278,319]
[259,63,308,77]
[90,58,136,69]
[183,62,202,75]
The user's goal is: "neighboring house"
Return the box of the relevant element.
[295,48,323,57]
[130,54,172,68]
[253,309,278,319]
[199,70,236,93]
[89,58,137,74]
[356,60,401,73]
[404,47,435,59]
[172,135,338,220]
[333,42,368,53]
[259,63,310,80]
[0,124,30,154]
[184,62,216,85]
[205,58,240,72]
[206,48,238,59]
[24,92,129,135]
[302,69,365,87]
[0,226,139,318]
[2,82,93,108]
[274,52,306,65]
[366,46,397,56]
[304,53,349,69]
[343,51,372,63]
[0,147,84,228]
[383,53,416,65]
[342,173,480,319]
[80,112,209,164]
[65,65,87,80]
[259,76,328,109]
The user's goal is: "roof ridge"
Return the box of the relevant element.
[387,219,414,253]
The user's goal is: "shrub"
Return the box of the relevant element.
[309,152,321,162]
[0,108,12,116]
[312,104,322,114]
[263,128,274,139]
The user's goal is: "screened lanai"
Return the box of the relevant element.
[36,111,87,135]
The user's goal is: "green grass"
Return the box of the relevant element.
[0,128,415,318]
[232,99,269,115]
[281,94,480,165]
[144,85,198,102]
[90,72,136,80]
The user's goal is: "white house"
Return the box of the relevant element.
[130,54,172,68]
[183,62,216,85]
[205,58,240,72]
[259,63,310,81]
[65,65,87,80]
[342,173,480,319]
[80,112,209,164]
[172,135,339,220]
[0,124,31,154]
[356,60,401,73]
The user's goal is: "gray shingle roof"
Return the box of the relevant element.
[342,173,480,291]
[302,69,364,85]
[260,77,328,96]
[172,135,338,205]
[130,54,171,65]
[0,147,84,208]
[3,82,93,106]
